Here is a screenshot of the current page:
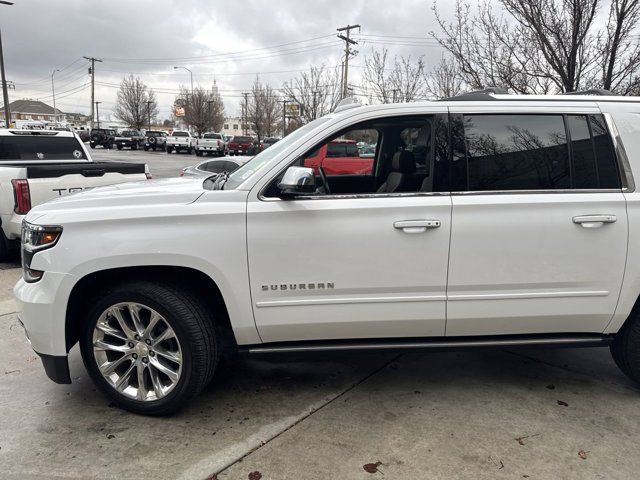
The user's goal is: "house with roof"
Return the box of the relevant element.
[0,99,65,125]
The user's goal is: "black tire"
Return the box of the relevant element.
[80,281,219,415]
[166,147,173,154]
[144,146,149,151]
[187,147,193,155]
[90,143,96,149]
[196,150,203,157]
[132,143,138,151]
[117,145,123,150]
[611,306,640,384]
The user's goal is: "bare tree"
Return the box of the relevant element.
[114,75,158,129]
[425,56,467,99]
[361,49,427,103]
[598,0,640,93]
[432,0,640,94]
[175,86,225,136]
[247,77,280,142]
[281,65,341,122]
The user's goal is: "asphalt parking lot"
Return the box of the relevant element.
[2,254,640,479]
[89,146,200,178]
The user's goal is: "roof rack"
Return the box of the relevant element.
[565,89,616,96]
[441,87,509,102]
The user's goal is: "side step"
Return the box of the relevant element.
[240,334,613,355]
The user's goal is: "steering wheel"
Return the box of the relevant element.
[319,167,331,195]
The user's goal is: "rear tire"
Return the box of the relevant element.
[80,281,219,416]
[196,150,203,157]
[166,147,173,154]
[611,305,640,384]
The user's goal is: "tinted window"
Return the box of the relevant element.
[464,114,570,191]
[568,115,598,189]
[202,161,227,173]
[589,115,620,188]
[0,135,86,161]
[203,133,222,139]
[172,131,188,137]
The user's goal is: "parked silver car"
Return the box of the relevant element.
[179,157,250,178]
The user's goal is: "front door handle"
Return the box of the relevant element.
[394,220,441,234]
[572,215,617,229]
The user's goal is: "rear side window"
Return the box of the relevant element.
[464,114,570,191]
[589,115,620,189]
[0,135,86,161]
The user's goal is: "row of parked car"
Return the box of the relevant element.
[87,128,281,157]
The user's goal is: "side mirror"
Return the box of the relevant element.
[278,166,316,197]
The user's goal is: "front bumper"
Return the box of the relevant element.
[116,139,138,147]
[196,145,222,151]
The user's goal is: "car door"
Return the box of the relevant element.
[445,106,628,336]
[247,112,452,343]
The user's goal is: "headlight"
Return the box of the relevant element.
[21,222,62,283]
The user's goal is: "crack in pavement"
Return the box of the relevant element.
[193,353,403,480]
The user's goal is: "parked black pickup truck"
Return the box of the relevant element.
[115,130,145,150]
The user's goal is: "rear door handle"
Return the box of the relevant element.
[572,215,617,228]
[394,220,441,234]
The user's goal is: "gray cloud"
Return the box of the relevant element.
[1,0,448,118]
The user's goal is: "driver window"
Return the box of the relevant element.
[264,115,447,198]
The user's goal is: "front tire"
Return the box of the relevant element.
[80,281,219,415]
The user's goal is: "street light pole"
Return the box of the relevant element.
[173,66,193,95]
[0,1,14,128]
[95,101,101,128]
[51,69,60,123]
[145,100,152,131]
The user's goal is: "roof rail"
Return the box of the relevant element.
[565,89,616,96]
[441,87,509,102]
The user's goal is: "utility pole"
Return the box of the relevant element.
[337,24,360,99]
[95,101,101,128]
[392,89,399,103]
[312,90,318,120]
[282,99,287,137]
[146,100,152,131]
[0,1,13,128]
[84,56,102,129]
[242,92,249,136]
[51,69,60,123]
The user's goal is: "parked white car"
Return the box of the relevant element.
[195,132,227,157]
[15,92,640,415]
[165,130,194,154]
[0,129,149,259]
[180,157,248,178]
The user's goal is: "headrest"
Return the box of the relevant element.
[392,150,416,174]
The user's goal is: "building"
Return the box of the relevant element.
[65,112,92,129]
[0,99,65,126]
[222,116,253,137]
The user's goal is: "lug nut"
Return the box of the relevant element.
[149,351,155,357]
[134,334,140,341]
[145,339,151,345]
[142,357,149,364]
[132,353,138,359]
[128,342,134,348]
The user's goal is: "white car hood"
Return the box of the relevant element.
[27,178,205,218]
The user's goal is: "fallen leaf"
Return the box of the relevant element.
[363,461,383,474]
[557,400,569,407]
[578,450,589,460]
[106,434,115,440]
[515,434,540,446]
[546,385,555,390]
[205,475,218,480]
[248,471,262,480]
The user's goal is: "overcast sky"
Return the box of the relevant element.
[1,0,454,120]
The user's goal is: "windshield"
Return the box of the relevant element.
[0,134,87,161]
[121,130,136,136]
[224,117,330,190]
[172,131,189,137]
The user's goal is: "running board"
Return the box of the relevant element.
[240,334,613,355]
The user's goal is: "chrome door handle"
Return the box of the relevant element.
[394,220,441,234]
[572,215,617,228]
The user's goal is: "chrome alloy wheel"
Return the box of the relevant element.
[92,303,183,401]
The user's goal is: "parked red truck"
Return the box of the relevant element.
[303,139,372,175]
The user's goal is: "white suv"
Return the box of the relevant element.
[14,92,640,415]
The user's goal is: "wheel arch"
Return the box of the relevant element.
[65,265,237,353]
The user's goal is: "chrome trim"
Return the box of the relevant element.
[243,335,612,354]
[448,290,608,301]
[259,191,451,202]
[451,188,622,196]
[255,294,446,308]
[603,112,635,193]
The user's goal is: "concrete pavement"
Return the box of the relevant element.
[89,147,203,178]
[1,261,640,479]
